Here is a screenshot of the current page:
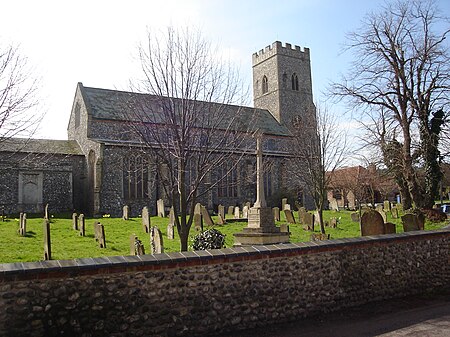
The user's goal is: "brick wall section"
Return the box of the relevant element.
[0,229,449,336]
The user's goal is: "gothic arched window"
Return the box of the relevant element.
[123,155,149,200]
[291,73,299,91]
[262,75,268,94]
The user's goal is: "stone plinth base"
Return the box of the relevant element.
[234,206,290,246]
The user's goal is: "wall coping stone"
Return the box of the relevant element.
[1,228,449,282]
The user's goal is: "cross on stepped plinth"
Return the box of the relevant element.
[234,133,290,246]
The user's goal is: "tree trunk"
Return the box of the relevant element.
[318,207,326,234]
[402,128,424,208]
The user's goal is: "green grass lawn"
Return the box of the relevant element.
[0,210,447,263]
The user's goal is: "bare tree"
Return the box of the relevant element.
[289,104,347,234]
[126,27,252,251]
[0,43,41,145]
[331,0,450,209]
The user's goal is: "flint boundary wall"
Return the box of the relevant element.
[1,229,449,337]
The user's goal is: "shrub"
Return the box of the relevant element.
[421,208,447,222]
[191,228,226,250]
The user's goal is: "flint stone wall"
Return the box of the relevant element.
[0,229,449,337]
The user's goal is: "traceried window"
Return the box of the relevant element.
[217,162,237,198]
[123,155,149,199]
[291,73,299,91]
[262,75,268,94]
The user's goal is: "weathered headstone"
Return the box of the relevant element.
[19,212,27,236]
[234,206,240,219]
[375,204,383,213]
[217,213,226,225]
[72,212,78,230]
[194,213,203,232]
[150,226,164,254]
[95,222,106,248]
[167,223,175,240]
[242,205,249,219]
[396,203,404,213]
[272,207,280,222]
[201,206,214,227]
[284,209,296,224]
[218,205,225,220]
[43,219,51,260]
[329,217,337,228]
[311,233,330,241]
[168,206,176,227]
[130,235,145,255]
[141,206,150,233]
[284,204,291,211]
[350,212,360,222]
[281,198,288,210]
[314,211,321,227]
[44,203,49,220]
[122,205,129,220]
[78,214,85,236]
[383,200,391,212]
[329,199,339,211]
[298,207,307,224]
[384,222,396,234]
[391,207,399,219]
[245,201,251,209]
[280,224,289,233]
[227,206,234,217]
[377,210,386,223]
[157,199,165,217]
[360,210,385,236]
[401,214,423,232]
[194,203,202,215]
[303,212,314,230]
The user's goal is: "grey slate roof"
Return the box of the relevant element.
[81,85,290,137]
[0,138,83,155]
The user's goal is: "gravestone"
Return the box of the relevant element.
[130,235,145,255]
[43,219,51,260]
[167,223,175,240]
[329,199,339,211]
[245,201,251,209]
[383,200,391,212]
[280,224,289,233]
[384,222,396,234]
[242,205,249,219]
[72,212,78,230]
[94,222,106,248]
[194,203,202,215]
[284,204,291,211]
[311,233,330,241]
[218,205,225,220]
[396,204,404,213]
[360,210,385,236]
[234,206,240,219]
[303,212,314,230]
[272,207,280,221]
[298,207,307,224]
[217,213,226,225]
[281,198,288,210]
[201,206,214,226]
[401,214,424,232]
[379,210,387,223]
[157,199,165,217]
[314,211,321,227]
[150,227,164,254]
[44,203,49,220]
[227,206,234,217]
[391,207,399,219]
[329,217,337,228]
[194,213,203,232]
[375,204,383,213]
[142,206,150,233]
[350,212,360,222]
[168,206,176,227]
[122,205,129,220]
[78,214,85,236]
[284,209,296,224]
[19,212,27,236]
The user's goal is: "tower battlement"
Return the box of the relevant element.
[252,41,310,65]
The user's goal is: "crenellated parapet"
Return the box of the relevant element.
[252,41,310,65]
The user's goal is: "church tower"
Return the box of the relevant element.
[252,41,315,125]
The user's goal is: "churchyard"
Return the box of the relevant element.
[0,207,447,263]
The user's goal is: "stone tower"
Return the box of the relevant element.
[252,41,315,125]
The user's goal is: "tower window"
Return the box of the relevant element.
[262,76,268,94]
[291,73,299,91]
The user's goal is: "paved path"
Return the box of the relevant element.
[217,293,450,337]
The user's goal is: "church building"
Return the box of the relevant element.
[0,41,316,216]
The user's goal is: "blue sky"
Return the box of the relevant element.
[1,0,449,140]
